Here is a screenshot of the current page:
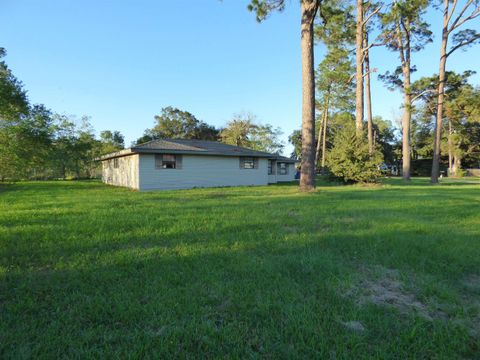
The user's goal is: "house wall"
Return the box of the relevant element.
[102,154,139,189]
[276,163,296,182]
[139,154,269,191]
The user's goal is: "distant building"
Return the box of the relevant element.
[99,139,296,191]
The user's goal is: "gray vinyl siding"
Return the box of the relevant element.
[276,163,295,182]
[139,154,268,191]
[102,154,139,189]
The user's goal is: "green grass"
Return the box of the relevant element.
[1,178,479,358]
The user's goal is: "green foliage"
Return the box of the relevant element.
[411,71,480,170]
[137,106,219,144]
[220,112,284,154]
[378,0,432,90]
[247,0,285,22]
[288,129,302,159]
[327,123,383,183]
[0,48,29,121]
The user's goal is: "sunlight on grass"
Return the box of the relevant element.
[1,179,479,357]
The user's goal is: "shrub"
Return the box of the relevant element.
[327,125,383,183]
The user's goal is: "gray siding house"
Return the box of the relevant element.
[100,139,296,191]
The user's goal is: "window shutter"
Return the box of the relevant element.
[254,158,259,169]
[239,157,244,169]
[176,155,183,169]
[155,154,163,169]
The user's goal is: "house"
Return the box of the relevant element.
[99,139,296,191]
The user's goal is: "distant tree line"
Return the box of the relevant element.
[0,48,124,180]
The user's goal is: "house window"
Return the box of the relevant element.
[155,154,182,169]
[268,160,275,175]
[278,162,289,175]
[240,157,257,169]
[113,158,119,169]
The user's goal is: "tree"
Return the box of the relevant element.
[431,0,480,183]
[100,130,125,154]
[220,113,284,154]
[0,48,29,121]
[288,129,303,159]
[249,124,284,154]
[327,120,383,183]
[314,0,355,171]
[219,113,254,148]
[248,0,321,191]
[136,106,218,144]
[362,1,383,153]
[379,0,432,180]
[412,70,474,173]
[355,0,365,136]
[444,84,480,175]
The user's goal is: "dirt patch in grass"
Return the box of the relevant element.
[345,268,480,338]
[342,320,365,332]
[345,266,439,321]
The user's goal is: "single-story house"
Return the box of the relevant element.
[99,139,296,191]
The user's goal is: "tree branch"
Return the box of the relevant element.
[446,0,459,25]
[448,0,477,32]
[446,33,480,57]
[450,7,480,32]
[411,89,437,103]
[362,5,383,26]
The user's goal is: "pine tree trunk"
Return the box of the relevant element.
[431,0,449,183]
[299,0,318,191]
[452,155,461,177]
[321,110,328,172]
[355,0,364,136]
[315,94,329,170]
[315,115,324,171]
[401,68,412,181]
[448,119,453,174]
[364,32,374,154]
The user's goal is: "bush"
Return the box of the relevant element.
[327,125,383,183]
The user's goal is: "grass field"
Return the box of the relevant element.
[1,178,479,358]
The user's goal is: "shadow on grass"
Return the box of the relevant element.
[1,180,480,357]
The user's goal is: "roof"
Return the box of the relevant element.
[99,139,295,162]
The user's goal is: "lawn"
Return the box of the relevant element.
[1,179,479,358]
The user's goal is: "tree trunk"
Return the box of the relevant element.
[315,115,324,171]
[299,0,318,191]
[401,68,412,181]
[321,109,328,172]
[355,0,364,136]
[364,32,374,154]
[315,94,329,170]
[452,154,461,177]
[448,119,453,174]
[396,17,412,181]
[431,0,449,183]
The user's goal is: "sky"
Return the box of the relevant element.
[1,0,479,155]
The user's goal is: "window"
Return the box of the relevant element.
[240,157,257,169]
[113,158,119,169]
[155,154,182,169]
[278,162,289,175]
[268,160,275,175]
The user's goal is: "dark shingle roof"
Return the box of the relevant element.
[100,139,295,162]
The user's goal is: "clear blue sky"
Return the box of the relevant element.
[2,0,479,154]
